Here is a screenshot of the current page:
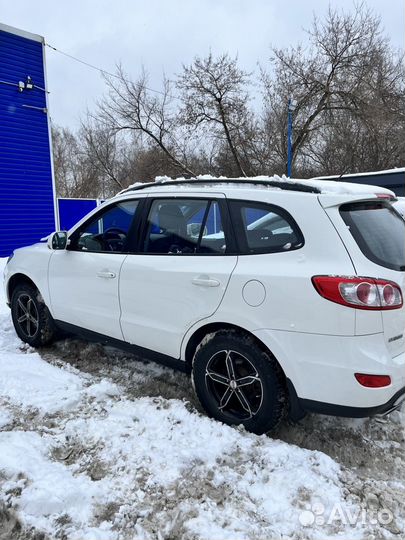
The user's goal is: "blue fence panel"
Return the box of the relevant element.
[0,26,55,257]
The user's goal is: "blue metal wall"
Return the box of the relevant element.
[0,26,55,257]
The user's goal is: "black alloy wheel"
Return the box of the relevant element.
[11,284,56,347]
[205,349,264,421]
[192,330,286,434]
[14,293,39,339]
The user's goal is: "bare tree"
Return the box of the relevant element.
[51,125,97,197]
[177,53,254,177]
[264,3,405,175]
[53,4,404,195]
[97,67,196,177]
[80,119,137,196]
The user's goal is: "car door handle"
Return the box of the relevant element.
[96,271,116,279]
[192,276,220,288]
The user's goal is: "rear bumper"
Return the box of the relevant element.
[254,329,405,413]
[296,385,405,419]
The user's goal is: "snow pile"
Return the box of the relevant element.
[0,431,101,531]
[0,352,84,414]
[0,409,12,429]
[54,397,352,539]
[154,174,230,184]
[0,389,355,539]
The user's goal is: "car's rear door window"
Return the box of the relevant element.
[340,201,405,271]
[143,198,227,254]
[229,201,304,254]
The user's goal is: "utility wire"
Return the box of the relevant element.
[44,41,187,158]
[45,42,174,98]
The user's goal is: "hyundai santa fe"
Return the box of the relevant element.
[3,177,405,434]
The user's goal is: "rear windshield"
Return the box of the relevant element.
[340,201,405,272]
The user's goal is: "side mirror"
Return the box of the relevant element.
[47,231,68,250]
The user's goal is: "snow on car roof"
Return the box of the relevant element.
[119,174,396,198]
[121,175,320,195]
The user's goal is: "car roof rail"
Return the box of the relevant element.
[122,178,321,194]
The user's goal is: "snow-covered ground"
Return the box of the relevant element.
[1,258,404,540]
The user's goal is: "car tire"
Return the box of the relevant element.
[192,330,286,434]
[11,283,56,347]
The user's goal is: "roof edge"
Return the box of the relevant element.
[0,22,44,43]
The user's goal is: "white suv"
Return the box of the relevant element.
[3,178,405,434]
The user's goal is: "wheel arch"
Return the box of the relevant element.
[184,322,285,377]
[7,273,40,303]
[184,322,306,421]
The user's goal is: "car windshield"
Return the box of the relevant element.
[340,201,405,272]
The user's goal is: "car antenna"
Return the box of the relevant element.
[337,166,351,180]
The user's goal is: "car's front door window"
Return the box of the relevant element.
[71,200,139,253]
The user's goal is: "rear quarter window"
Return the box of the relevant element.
[340,201,405,272]
[229,200,304,255]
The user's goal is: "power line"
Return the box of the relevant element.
[44,41,187,154]
[45,42,173,98]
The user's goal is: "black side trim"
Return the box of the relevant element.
[54,320,188,373]
[300,386,405,418]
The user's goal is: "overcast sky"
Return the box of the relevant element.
[1,0,403,129]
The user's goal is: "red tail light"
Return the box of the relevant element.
[355,373,391,388]
[312,276,403,310]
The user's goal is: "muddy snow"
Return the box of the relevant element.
[0,259,404,540]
